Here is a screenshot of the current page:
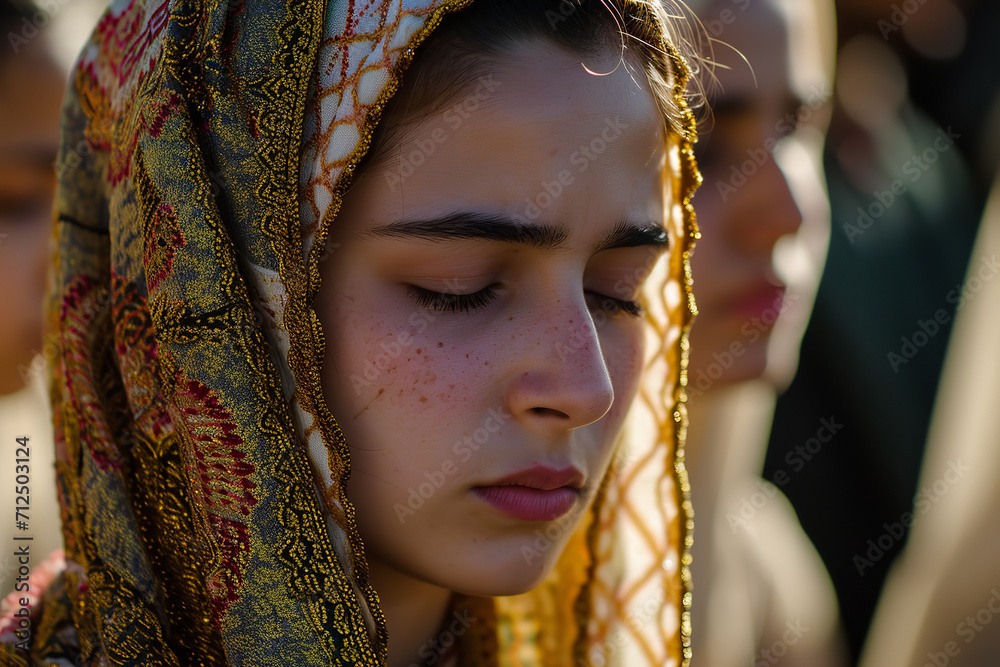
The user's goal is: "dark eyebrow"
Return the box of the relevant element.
[366,212,669,253]
[367,212,568,249]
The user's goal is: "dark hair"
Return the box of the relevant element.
[361,0,704,173]
[0,0,36,33]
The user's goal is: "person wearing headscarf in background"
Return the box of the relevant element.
[0,0,67,603]
[762,0,987,659]
[855,1,1000,662]
[0,1,706,664]
[681,0,848,664]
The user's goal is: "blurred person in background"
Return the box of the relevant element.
[859,168,1000,666]
[0,0,66,600]
[857,3,1000,662]
[683,0,847,664]
[763,0,991,659]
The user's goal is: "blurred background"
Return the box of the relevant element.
[0,0,107,608]
[763,0,1000,664]
[1,0,998,665]
[682,0,1000,663]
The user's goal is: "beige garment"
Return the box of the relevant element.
[860,174,1000,667]
[0,359,61,600]
[687,381,847,667]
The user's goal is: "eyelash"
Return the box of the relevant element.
[407,285,499,313]
[407,285,644,317]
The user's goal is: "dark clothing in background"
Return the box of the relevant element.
[764,103,982,662]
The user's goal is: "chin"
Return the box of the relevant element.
[449,540,565,597]
[761,345,803,392]
[453,574,547,598]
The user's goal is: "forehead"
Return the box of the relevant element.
[705,0,831,107]
[475,40,663,152]
[487,39,659,109]
[344,39,668,227]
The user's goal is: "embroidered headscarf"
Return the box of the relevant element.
[0,1,699,664]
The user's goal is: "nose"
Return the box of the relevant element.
[504,294,616,434]
[736,154,804,255]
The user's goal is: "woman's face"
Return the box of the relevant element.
[688,0,833,391]
[316,40,670,596]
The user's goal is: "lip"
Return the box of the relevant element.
[472,466,584,522]
[730,282,786,319]
[482,465,585,491]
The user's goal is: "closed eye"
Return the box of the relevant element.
[407,284,499,313]
[588,292,643,318]
[407,283,643,319]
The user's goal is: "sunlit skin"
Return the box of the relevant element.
[689,0,832,390]
[0,46,64,395]
[315,40,671,667]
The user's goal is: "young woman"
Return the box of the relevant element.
[681,0,847,664]
[0,1,701,665]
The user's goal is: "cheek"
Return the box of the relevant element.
[601,323,645,423]
[323,297,489,453]
[331,320,503,526]
[688,218,738,312]
[343,317,478,411]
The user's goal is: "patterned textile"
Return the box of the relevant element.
[0,1,700,665]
